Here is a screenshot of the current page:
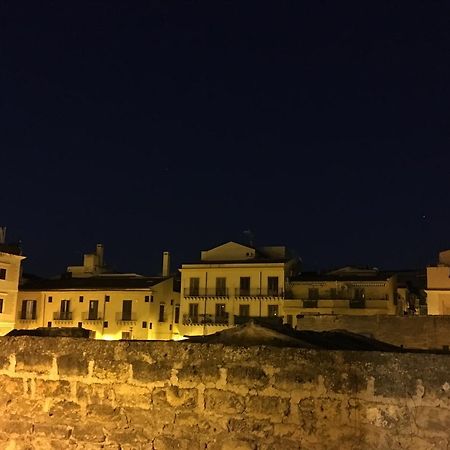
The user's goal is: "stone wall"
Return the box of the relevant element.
[296,315,450,350]
[0,337,450,449]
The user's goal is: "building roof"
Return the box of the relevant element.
[290,270,392,282]
[183,257,289,266]
[0,243,22,256]
[186,321,402,352]
[20,274,170,291]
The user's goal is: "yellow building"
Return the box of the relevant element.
[178,241,300,336]
[426,250,450,315]
[18,245,181,340]
[284,267,400,323]
[0,228,26,336]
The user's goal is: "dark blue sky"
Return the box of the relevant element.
[1,2,450,276]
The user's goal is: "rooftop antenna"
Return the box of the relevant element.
[0,227,6,244]
[243,230,254,247]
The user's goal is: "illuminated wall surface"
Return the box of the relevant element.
[0,337,450,449]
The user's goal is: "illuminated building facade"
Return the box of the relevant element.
[178,241,300,336]
[0,228,25,336]
[284,267,399,324]
[17,245,181,340]
[426,250,450,315]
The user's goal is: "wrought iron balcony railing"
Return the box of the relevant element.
[53,311,72,321]
[234,315,284,327]
[234,289,284,298]
[184,288,229,297]
[81,312,103,321]
[115,312,137,322]
[183,313,229,326]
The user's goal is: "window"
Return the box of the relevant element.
[0,298,3,314]
[215,303,226,318]
[174,305,180,324]
[0,268,6,280]
[189,303,199,321]
[287,314,293,326]
[240,277,250,296]
[159,304,165,322]
[21,300,37,320]
[122,300,132,321]
[103,321,108,328]
[121,331,131,340]
[149,322,153,329]
[78,322,82,328]
[145,295,150,303]
[88,300,99,320]
[105,295,110,303]
[189,277,200,296]
[239,304,250,317]
[48,296,53,303]
[48,321,52,327]
[142,321,147,328]
[268,277,279,296]
[308,288,319,300]
[216,277,227,296]
[354,288,365,301]
[79,296,84,303]
[268,305,279,317]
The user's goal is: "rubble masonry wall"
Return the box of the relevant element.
[0,336,449,449]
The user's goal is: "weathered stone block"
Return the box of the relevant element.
[414,405,450,433]
[153,386,197,409]
[15,351,53,373]
[177,364,220,384]
[77,383,115,405]
[35,379,71,398]
[153,435,194,450]
[227,366,268,388]
[93,360,130,382]
[245,395,290,419]
[0,419,33,435]
[72,423,107,443]
[228,417,274,437]
[34,423,70,439]
[132,360,171,383]
[48,400,81,421]
[57,353,88,376]
[205,389,245,415]
[113,383,151,407]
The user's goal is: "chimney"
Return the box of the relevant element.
[0,227,6,244]
[96,244,104,267]
[162,251,171,277]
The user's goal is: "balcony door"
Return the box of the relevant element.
[268,277,279,296]
[189,277,200,296]
[240,277,250,296]
[21,300,37,320]
[189,303,198,322]
[122,300,132,321]
[88,300,99,320]
[60,300,70,320]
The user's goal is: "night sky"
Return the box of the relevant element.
[2,2,450,276]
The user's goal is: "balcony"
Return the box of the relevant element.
[183,313,229,326]
[184,288,229,298]
[234,315,284,327]
[53,311,73,321]
[18,315,37,323]
[349,299,366,309]
[115,312,137,324]
[302,299,318,308]
[234,289,284,298]
[81,312,103,323]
